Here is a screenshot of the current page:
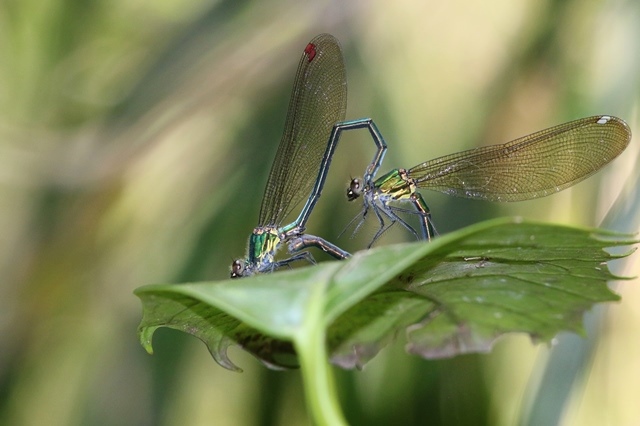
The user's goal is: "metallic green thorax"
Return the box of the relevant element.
[372,168,435,240]
[374,168,415,200]
[248,227,281,265]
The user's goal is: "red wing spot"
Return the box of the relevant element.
[304,42,317,62]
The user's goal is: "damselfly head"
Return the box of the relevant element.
[347,178,363,201]
[230,259,245,278]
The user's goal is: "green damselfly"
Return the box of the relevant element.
[231,34,385,277]
[343,115,631,245]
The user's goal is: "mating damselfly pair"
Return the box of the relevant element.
[230,34,632,279]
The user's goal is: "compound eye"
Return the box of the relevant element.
[230,259,244,278]
[346,178,363,201]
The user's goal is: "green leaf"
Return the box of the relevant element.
[135,218,634,371]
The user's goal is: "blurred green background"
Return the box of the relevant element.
[1,0,639,425]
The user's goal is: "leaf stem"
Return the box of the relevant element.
[293,285,347,426]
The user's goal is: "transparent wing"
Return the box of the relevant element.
[258,34,347,226]
[408,115,631,201]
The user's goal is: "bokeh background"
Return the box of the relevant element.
[1,0,639,425]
